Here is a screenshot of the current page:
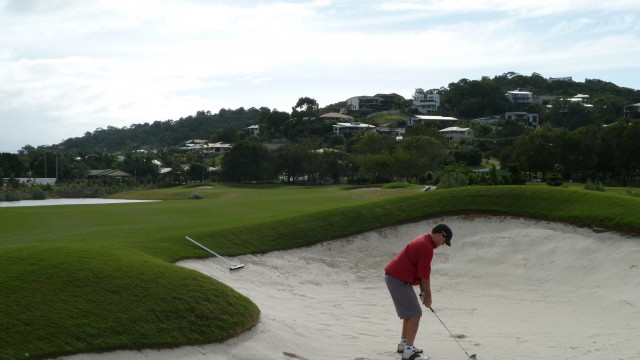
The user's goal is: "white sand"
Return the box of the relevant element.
[55,216,640,360]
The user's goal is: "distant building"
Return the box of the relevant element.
[3,178,57,185]
[374,126,405,139]
[623,103,640,118]
[408,115,458,127]
[345,93,406,114]
[412,92,440,114]
[87,169,131,180]
[439,127,473,143]
[548,76,573,82]
[573,94,589,102]
[180,141,232,158]
[505,90,533,105]
[245,125,260,137]
[346,96,383,112]
[533,95,557,106]
[332,122,375,135]
[470,116,500,125]
[505,112,539,128]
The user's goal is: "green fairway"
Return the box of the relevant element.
[1,183,640,359]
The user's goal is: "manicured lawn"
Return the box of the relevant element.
[1,183,639,359]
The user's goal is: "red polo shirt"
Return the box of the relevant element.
[384,234,435,285]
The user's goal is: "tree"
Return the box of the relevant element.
[273,143,307,184]
[119,150,158,182]
[221,140,274,183]
[291,97,319,122]
[0,153,27,178]
[510,125,565,178]
[356,153,395,183]
[316,149,350,184]
[351,132,396,155]
[258,108,290,140]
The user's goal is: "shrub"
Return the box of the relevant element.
[188,192,203,200]
[437,171,469,189]
[584,179,605,192]
[626,187,640,198]
[546,173,563,186]
[3,192,21,201]
[32,190,46,200]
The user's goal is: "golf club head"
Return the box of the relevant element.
[229,264,245,271]
[469,354,477,359]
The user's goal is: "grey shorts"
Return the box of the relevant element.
[385,274,422,319]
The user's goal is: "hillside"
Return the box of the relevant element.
[51,72,640,154]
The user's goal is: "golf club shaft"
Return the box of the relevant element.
[429,307,475,358]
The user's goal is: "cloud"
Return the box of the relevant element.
[1,0,639,152]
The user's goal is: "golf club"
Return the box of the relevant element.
[185,236,245,270]
[429,307,476,359]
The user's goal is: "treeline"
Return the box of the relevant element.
[438,72,638,121]
[59,108,262,153]
[3,72,640,189]
[49,72,640,154]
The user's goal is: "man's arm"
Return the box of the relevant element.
[419,277,432,308]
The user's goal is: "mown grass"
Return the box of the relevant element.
[1,183,640,359]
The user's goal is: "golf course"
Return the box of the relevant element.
[1,183,640,360]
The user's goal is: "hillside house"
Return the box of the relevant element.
[374,126,405,139]
[180,141,232,158]
[87,169,131,180]
[505,90,533,106]
[624,103,640,118]
[346,96,383,112]
[332,122,375,135]
[245,125,260,137]
[470,116,500,125]
[374,93,406,109]
[533,95,557,106]
[412,92,440,114]
[439,127,473,143]
[505,112,539,128]
[408,115,458,128]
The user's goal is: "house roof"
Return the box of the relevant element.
[87,169,131,177]
[440,127,471,132]
[333,122,375,129]
[179,142,232,151]
[411,115,458,121]
[320,112,354,120]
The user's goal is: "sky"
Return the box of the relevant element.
[1,0,640,153]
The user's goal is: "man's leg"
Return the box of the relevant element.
[403,317,420,345]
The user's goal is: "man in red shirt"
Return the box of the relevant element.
[385,224,452,360]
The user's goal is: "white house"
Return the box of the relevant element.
[439,127,473,143]
[332,122,375,135]
[180,141,232,158]
[412,92,440,114]
[374,126,406,139]
[408,115,458,127]
[245,125,260,137]
[505,90,533,105]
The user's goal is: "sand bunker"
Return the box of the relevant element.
[55,216,640,360]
